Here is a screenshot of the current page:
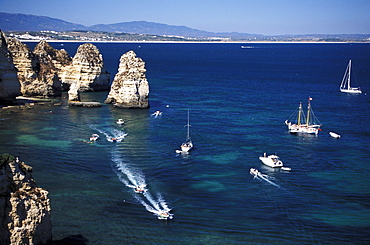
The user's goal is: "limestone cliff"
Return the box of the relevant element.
[60,43,110,92]
[0,31,21,101]
[0,153,52,245]
[105,50,149,108]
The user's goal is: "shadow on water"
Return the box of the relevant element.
[53,234,89,245]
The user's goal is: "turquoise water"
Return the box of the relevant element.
[1,43,370,244]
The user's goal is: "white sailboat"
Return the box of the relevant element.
[179,110,193,153]
[340,60,362,94]
[285,97,322,135]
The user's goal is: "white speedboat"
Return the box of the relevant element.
[152,110,162,116]
[285,97,322,135]
[134,185,146,193]
[250,168,260,177]
[116,119,124,125]
[329,132,341,138]
[259,153,284,168]
[340,60,362,94]
[89,134,99,141]
[157,211,172,220]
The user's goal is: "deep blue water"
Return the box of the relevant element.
[1,42,370,244]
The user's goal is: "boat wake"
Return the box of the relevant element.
[112,153,173,220]
[250,168,281,188]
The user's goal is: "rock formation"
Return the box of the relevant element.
[105,50,149,108]
[6,39,67,98]
[60,43,110,92]
[0,31,21,101]
[0,153,52,245]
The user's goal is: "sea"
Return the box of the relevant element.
[1,42,370,244]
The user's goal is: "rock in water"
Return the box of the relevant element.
[0,31,21,101]
[105,50,149,108]
[60,43,110,92]
[0,154,52,245]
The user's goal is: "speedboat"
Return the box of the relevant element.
[157,211,172,220]
[250,168,260,177]
[89,134,99,141]
[116,119,124,125]
[329,132,341,138]
[134,185,146,193]
[152,111,162,116]
[259,153,283,168]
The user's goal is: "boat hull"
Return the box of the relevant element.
[259,155,283,168]
[340,88,362,94]
[285,122,320,135]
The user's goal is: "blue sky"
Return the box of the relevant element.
[1,0,369,35]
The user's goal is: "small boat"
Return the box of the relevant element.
[89,134,99,141]
[179,110,193,153]
[259,153,284,168]
[250,168,260,177]
[116,119,124,125]
[329,132,341,138]
[340,60,362,94]
[285,97,322,135]
[134,185,146,193]
[281,167,291,171]
[152,111,162,116]
[157,211,172,220]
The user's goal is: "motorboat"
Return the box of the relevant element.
[259,153,284,168]
[116,119,124,125]
[157,211,172,220]
[134,185,146,193]
[285,97,322,135]
[329,132,341,138]
[89,134,99,141]
[152,111,162,116]
[250,168,260,177]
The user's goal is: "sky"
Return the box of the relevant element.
[1,0,370,35]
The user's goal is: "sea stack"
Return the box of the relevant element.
[0,154,52,245]
[60,43,110,91]
[0,31,21,101]
[105,50,149,108]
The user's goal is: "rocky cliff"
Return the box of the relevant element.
[6,39,65,98]
[0,31,21,101]
[0,153,52,245]
[60,43,110,92]
[105,50,149,108]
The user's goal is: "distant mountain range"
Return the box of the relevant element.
[1,12,369,41]
[0,12,258,38]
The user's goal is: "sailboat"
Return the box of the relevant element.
[179,110,193,153]
[340,60,362,94]
[285,97,322,135]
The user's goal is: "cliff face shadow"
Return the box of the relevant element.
[53,234,89,245]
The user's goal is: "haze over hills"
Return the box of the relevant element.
[1,12,369,42]
[0,12,258,38]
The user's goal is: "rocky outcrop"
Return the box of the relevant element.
[0,153,52,245]
[60,43,110,92]
[6,39,65,98]
[0,31,21,101]
[105,50,149,108]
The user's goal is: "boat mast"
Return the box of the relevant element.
[297,102,302,126]
[186,110,191,141]
[348,60,352,89]
[306,98,311,126]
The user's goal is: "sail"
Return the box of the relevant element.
[340,60,362,93]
